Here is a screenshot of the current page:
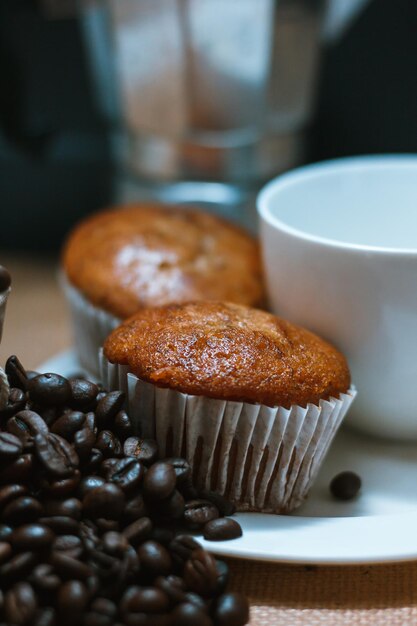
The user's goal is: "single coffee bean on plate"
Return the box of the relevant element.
[143,462,177,501]
[203,518,242,541]
[123,437,158,466]
[183,500,219,530]
[330,471,362,500]
[212,592,250,626]
[27,373,72,406]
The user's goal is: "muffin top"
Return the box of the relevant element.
[62,204,264,319]
[104,301,351,407]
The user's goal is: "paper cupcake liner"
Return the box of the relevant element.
[100,352,356,513]
[61,276,120,377]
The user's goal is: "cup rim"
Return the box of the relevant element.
[257,154,417,256]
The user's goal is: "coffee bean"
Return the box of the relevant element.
[96,430,122,458]
[74,426,96,460]
[0,541,12,564]
[34,433,79,478]
[51,412,85,440]
[102,531,129,556]
[130,587,170,613]
[96,392,125,429]
[0,524,12,541]
[198,490,236,517]
[4,582,37,625]
[214,560,229,595]
[39,516,80,535]
[7,410,48,446]
[87,598,117,626]
[0,552,38,584]
[83,483,125,520]
[203,518,242,541]
[124,438,158,466]
[137,541,172,577]
[42,471,81,498]
[0,454,34,484]
[0,484,28,511]
[122,517,152,547]
[54,535,83,559]
[101,457,145,493]
[30,564,61,593]
[161,457,191,486]
[114,411,133,440]
[143,463,176,501]
[78,476,106,499]
[0,432,23,459]
[212,592,250,626]
[183,500,219,530]
[85,412,97,435]
[123,494,148,523]
[44,498,82,520]
[150,527,175,547]
[32,607,56,626]
[155,575,186,604]
[171,603,213,626]
[2,496,43,525]
[0,266,11,291]
[5,356,28,390]
[57,580,89,623]
[169,535,202,567]
[28,373,71,406]
[184,549,218,597]
[69,379,99,410]
[0,388,26,418]
[10,524,55,551]
[157,490,185,520]
[84,448,103,473]
[50,552,92,580]
[330,471,362,500]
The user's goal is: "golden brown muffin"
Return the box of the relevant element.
[62,204,264,319]
[104,301,350,408]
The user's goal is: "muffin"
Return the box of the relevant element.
[101,301,356,514]
[62,204,265,375]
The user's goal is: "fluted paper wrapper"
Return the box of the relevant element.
[61,277,120,376]
[100,352,356,514]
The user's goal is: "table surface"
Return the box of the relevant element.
[2,253,417,626]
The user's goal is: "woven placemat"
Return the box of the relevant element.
[228,558,417,625]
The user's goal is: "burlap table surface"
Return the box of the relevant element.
[1,253,417,626]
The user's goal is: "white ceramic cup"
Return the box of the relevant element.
[258,155,417,441]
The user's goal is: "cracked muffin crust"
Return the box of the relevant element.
[104,301,351,408]
[62,204,265,319]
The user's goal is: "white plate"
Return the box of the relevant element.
[40,350,417,566]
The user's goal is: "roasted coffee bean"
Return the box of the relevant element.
[114,411,133,440]
[69,379,99,410]
[39,516,80,535]
[83,448,103,473]
[183,500,219,530]
[83,483,125,520]
[32,607,56,626]
[0,484,28,510]
[214,560,229,595]
[57,580,89,623]
[5,356,28,390]
[0,524,12,541]
[44,498,82,520]
[130,587,170,613]
[74,426,96,460]
[0,551,38,584]
[101,457,145,493]
[96,430,123,458]
[4,582,37,625]
[78,476,106,499]
[86,598,118,625]
[36,406,59,427]
[53,535,83,559]
[28,373,71,406]
[212,592,250,626]
[0,453,34,484]
[155,575,186,604]
[184,549,218,597]
[198,490,236,517]
[50,552,92,580]
[96,392,125,429]
[163,457,191,486]
[155,489,185,520]
[0,388,26,418]
[30,564,61,593]
[2,496,43,525]
[123,437,158,466]
[85,412,97,435]
[143,463,176,501]
[137,541,172,577]
[7,410,48,445]
[42,471,81,498]
[123,494,149,523]
[150,527,175,547]
[0,265,11,291]
[203,518,242,541]
[330,471,362,500]
[122,517,152,547]
[51,411,85,440]
[34,433,79,478]
[171,603,213,626]
[0,431,23,459]
[0,541,12,564]
[102,531,129,556]
[169,535,202,567]
[10,524,55,551]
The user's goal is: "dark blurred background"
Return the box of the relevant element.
[1,0,417,252]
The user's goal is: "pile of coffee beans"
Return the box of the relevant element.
[0,356,249,626]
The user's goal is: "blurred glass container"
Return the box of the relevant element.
[79,0,365,226]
